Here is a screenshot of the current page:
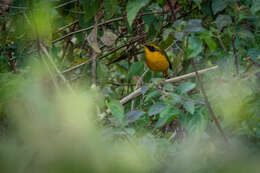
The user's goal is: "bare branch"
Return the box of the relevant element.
[54,0,77,9]
[232,35,239,76]
[191,59,228,143]
[120,66,219,105]
[40,44,75,93]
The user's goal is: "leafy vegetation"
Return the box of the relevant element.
[0,0,260,172]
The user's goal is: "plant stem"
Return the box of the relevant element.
[191,59,228,143]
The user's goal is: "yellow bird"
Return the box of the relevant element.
[143,43,172,77]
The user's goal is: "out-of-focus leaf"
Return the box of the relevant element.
[107,99,124,124]
[183,101,195,114]
[97,62,109,84]
[248,48,260,62]
[154,106,178,128]
[212,0,228,15]
[168,93,182,104]
[163,83,174,92]
[142,13,156,26]
[156,0,166,6]
[148,102,166,116]
[80,0,100,22]
[215,15,232,30]
[141,85,149,94]
[186,35,203,59]
[251,0,260,14]
[144,90,161,102]
[193,0,202,6]
[237,29,254,40]
[174,32,184,41]
[162,28,174,40]
[178,82,196,94]
[160,35,175,50]
[128,62,144,79]
[185,19,204,32]
[87,26,101,53]
[104,0,118,19]
[125,110,145,123]
[126,0,150,26]
[100,30,117,46]
[200,32,217,51]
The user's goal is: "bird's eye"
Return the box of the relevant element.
[146,45,156,52]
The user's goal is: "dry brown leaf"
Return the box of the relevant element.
[100,30,117,46]
[87,26,101,53]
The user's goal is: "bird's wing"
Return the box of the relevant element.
[159,48,172,70]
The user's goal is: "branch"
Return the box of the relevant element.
[54,0,77,9]
[52,11,167,44]
[61,35,145,74]
[120,65,219,105]
[40,44,75,93]
[232,35,239,76]
[191,59,228,143]
[52,17,123,44]
[54,20,79,34]
[131,69,149,110]
[166,0,177,21]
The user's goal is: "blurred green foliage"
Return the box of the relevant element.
[0,0,260,172]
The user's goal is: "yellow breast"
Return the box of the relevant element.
[144,48,169,73]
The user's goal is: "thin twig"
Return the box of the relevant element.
[191,59,228,143]
[40,44,75,93]
[232,35,239,76]
[54,0,77,9]
[120,66,219,105]
[166,0,177,21]
[0,4,27,9]
[131,69,149,111]
[54,20,79,34]
[217,37,227,52]
[52,17,123,44]
[61,35,145,74]
[52,11,166,44]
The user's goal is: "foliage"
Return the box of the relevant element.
[1,0,260,172]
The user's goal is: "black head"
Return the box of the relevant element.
[145,45,157,52]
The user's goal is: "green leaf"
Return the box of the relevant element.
[148,102,166,116]
[185,19,204,32]
[144,90,161,102]
[200,32,217,51]
[215,15,232,30]
[128,62,144,79]
[125,110,145,123]
[126,0,150,26]
[248,48,260,62]
[178,82,196,94]
[251,0,260,14]
[163,83,174,92]
[237,29,254,40]
[104,0,118,20]
[154,106,178,128]
[97,62,109,84]
[212,0,228,15]
[183,101,195,114]
[107,99,124,124]
[141,86,149,94]
[168,93,182,104]
[186,35,203,59]
[193,0,202,6]
[80,0,100,22]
